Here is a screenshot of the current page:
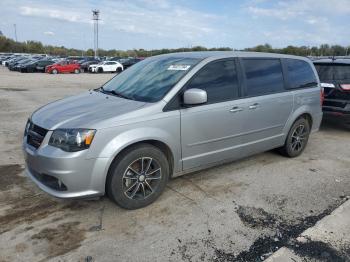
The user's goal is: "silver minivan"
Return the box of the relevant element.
[23,52,323,209]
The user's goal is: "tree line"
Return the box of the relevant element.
[0,36,349,57]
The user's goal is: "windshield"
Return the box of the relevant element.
[101,56,201,102]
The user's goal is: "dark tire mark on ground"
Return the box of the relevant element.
[0,88,29,92]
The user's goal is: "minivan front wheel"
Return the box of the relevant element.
[107,144,169,209]
[280,117,310,157]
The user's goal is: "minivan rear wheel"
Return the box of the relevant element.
[107,144,169,209]
[279,117,310,157]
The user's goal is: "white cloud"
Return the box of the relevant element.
[43,31,54,36]
[20,6,87,23]
[246,0,350,20]
[18,1,221,42]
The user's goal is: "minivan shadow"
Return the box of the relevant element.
[320,118,350,132]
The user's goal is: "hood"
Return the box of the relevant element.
[31,91,147,130]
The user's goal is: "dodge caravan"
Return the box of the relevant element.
[23,52,322,209]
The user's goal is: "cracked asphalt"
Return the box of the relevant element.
[0,67,349,261]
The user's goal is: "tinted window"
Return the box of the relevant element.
[315,64,350,81]
[243,59,284,96]
[285,59,317,89]
[186,60,239,104]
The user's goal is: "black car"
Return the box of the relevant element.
[20,60,55,73]
[80,59,101,72]
[314,58,350,127]
[9,58,32,71]
[33,59,55,73]
[118,57,142,69]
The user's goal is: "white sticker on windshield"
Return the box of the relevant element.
[167,65,191,71]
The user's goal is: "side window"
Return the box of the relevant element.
[285,59,317,89]
[186,59,239,104]
[242,59,284,96]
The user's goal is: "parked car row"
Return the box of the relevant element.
[0,53,143,74]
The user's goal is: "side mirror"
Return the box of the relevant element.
[183,88,207,105]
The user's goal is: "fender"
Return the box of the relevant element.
[90,126,181,187]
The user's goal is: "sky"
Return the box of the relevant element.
[0,0,349,50]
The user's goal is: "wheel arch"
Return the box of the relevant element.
[104,139,175,194]
[284,107,314,136]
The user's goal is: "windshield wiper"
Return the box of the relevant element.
[109,90,132,100]
[99,87,132,100]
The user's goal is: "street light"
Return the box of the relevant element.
[92,10,100,58]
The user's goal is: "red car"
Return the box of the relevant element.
[46,61,81,74]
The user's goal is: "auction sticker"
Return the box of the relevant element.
[167,65,191,71]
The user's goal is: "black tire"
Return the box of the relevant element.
[279,117,311,157]
[107,144,169,209]
[74,68,80,74]
[52,69,58,74]
[116,67,122,73]
[98,67,103,73]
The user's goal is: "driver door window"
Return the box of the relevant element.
[186,59,239,104]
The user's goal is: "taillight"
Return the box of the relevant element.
[340,84,350,91]
[321,88,324,105]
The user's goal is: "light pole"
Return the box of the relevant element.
[92,10,100,58]
[14,24,17,42]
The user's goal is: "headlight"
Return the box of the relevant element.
[49,129,96,152]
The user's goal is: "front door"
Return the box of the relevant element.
[180,59,245,170]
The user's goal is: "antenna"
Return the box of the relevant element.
[92,10,100,58]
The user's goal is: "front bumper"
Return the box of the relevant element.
[23,135,109,199]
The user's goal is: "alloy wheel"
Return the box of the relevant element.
[290,124,307,153]
[122,157,162,200]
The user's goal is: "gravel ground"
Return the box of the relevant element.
[0,67,349,262]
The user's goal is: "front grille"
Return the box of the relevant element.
[27,122,48,149]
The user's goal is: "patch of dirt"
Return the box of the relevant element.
[31,221,86,258]
[291,240,348,262]
[237,206,277,228]
[212,202,349,261]
[0,164,25,191]
[0,163,89,234]
[0,195,88,234]
[0,87,28,92]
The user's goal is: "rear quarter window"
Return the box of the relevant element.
[285,59,317,89]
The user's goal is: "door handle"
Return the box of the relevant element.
[249,103,259,110]
[229,106,243,113]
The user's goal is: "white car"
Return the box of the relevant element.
[89,61,123,73]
